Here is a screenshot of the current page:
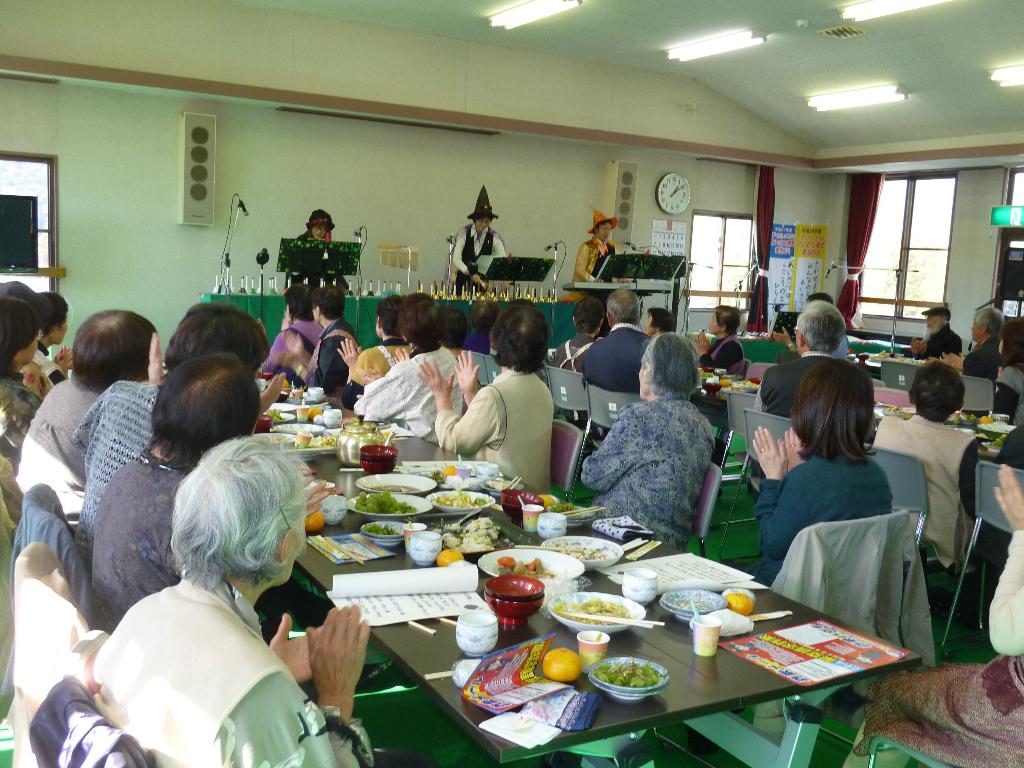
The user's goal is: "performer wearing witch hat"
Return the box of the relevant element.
[452,186,508,294]
[573,208,621,284]
[291,208,348,290]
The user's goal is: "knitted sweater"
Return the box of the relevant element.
[72,381,159,555]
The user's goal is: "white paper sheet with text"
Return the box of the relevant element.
[598,553,765,593]
[330,590,490,626]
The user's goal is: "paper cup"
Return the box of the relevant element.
[295,406,310,423]
[689,615,723,657]
[403,522,427,551]
[577,630,610,672]
[521,504,543,533]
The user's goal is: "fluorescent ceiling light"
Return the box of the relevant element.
[842,0,954,22]
[490,0,581,29]
[993,66,1024,87]
[667,31,765,62]
[807,84,906,111]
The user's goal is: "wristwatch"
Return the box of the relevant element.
[320,707,373,768]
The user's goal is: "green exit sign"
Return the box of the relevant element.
[992,206,1024,226]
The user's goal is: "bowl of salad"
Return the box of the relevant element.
[588,657,670,702]
[348,491,433,520]
[426,490,495,515]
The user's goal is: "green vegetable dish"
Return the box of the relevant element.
[354,491,416,516]
[363,523,401,535]
[592,661,664,689]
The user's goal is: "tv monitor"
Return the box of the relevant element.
[0,194,38,271]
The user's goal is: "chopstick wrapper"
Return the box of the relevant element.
[707,608,754,637]
[521,689,600,732]
[591,516,654,542]
[329,565,479,598]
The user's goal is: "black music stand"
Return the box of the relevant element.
[483,256,553,285]
[596,253,686,282]
[277,238,361,284]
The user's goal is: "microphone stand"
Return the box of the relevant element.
[218,194,243,295]
[445,234,457,298]
[548,241,566,329]
[860,265,918,354]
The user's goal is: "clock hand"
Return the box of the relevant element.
[673,184,682,196]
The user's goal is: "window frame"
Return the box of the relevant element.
[860,172,957,321]
[1009,168,1024,206]
[688,210,753,310]
[0,151,58,291]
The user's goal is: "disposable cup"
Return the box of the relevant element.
[577,630,610,671]
[689,614,722,657]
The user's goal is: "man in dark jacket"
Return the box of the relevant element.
[942,306,1003,382]
[756,300,848,417]
[582,289,649,393]
[911,306,962,360]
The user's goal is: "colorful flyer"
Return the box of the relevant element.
[720,620,909,687]
[462,634,569,713]
[306,533,395,565]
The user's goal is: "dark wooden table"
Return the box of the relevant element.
[296,439,921,765]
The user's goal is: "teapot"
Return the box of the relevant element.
[336,420,385,467]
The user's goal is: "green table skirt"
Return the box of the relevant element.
[738,337,909,364]
[200,293,578,350]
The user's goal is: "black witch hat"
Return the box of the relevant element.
[467,185,498,220]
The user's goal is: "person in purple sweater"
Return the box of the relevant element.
[463,300,499,355]
[262,284,321,385]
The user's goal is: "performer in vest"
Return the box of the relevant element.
[452,186,507,295]
[569,208,622,301]
[292,209,348,291]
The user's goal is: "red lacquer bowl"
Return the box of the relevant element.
[360,444,398,474]
[500,489,544,526]
[484,575,545,627]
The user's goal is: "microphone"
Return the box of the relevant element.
[825,260,838,277]
[256,248,270,266]
[446,234,457,245]
[237,197,249,216]
[544,242,559,252]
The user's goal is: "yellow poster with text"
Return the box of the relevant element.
[789,224,828,310]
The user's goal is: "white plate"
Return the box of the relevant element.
[272,423,326,436]
[348,492,434,520]
[547,591,646,635]
[268,412,296,424]
[250,432,338,457]
[355,473,437,495]
[477,548,585,585]
[541,536,624,570]
[426,490,495,515]
[979,421,1015,435]
[268,403,299,413]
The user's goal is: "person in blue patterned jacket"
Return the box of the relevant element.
[581,332,713,548]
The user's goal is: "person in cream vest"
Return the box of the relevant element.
[92,439,372,768]
[872,361,978,568]
[420,304,553,491]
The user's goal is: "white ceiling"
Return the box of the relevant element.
[237,0,1024,152]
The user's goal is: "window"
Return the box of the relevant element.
[1011,168,1024,206]
[688,213,752,310]
[0,154,56,292]
[860,175,956,319]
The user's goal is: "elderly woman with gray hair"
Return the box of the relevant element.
[91,439,375,768]
[581,333,713,547]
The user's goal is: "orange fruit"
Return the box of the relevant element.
[305,511,325,534]
[724,590,755,616]
[539,494,558,508]
[436,549,465,567]
[442,465,458,477]
[542,648,582,683]
[719,379,732,388]
[307,407,324,420]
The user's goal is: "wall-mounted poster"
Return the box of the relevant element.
[767,223,828,328]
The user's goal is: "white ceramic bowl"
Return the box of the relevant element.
[476,548,585,586]
[426,490,495,515]
[348,493,434,520]
[355,473,437,495]
[540,536,624,570]
[588,657,670,702]
[547,591,646,635]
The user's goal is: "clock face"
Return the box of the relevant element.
[656,172,691,215]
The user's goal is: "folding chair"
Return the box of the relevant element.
[880,359,919,391]
[693,465,722,558]
[870,447,929,544]
[961,374,994,413]
[550,420,585,502]
[470,351,490,387]
[585,385,640,431]
[747,362,774,381]
[481,355,501,384]
[868,736,956,768]
[873,382,912,408]
[717,408,791,558]
[940,461,1020,650]
[733,359,751,379]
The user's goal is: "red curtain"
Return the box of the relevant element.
[836,174,884,328]
[747,166,775,332]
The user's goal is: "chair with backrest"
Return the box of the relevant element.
[482,355,501,384]
[470,351,490,386]
[747,362,774,381]
[550,420,585,502]
[880,359,920,391]
[716,408,791,557]
[734,359,751,380]
[961,374,995,413]
[692,464,722,559]
[547,366,588,414]
[866,736,956,768]
[870,448,930,544]
[771,511,934,667]
[873,382,912,408]
[717,390,758,523]
[940,461,1020,650]
[585,385,641,431]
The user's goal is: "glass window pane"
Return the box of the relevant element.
[862,179,907,315]
[900,249,948,318]
[37,232,48,269]
[0,274,48,293]
[1012,171,1024,207]
[690,215,723,309]
[0,159,49,230]
[723,218,752,266]
[909,178,955,249]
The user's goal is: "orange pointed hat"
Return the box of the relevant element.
[588,207,618,234]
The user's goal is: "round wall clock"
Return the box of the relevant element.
[656,172,691,215]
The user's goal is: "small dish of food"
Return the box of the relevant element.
[547,591,646,635]
[588,657,670,702]
[426,490,495,515]
[348,491,433,520]
[541,536,624,570]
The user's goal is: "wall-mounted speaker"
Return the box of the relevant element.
[605,161,638,246]
[179,112,216,226]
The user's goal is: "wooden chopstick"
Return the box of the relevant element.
[503,476,522,491]
[559,612,664,628]
[407,620,436,635]
[561,505,605,517]
[424,670,454,680]
[438,617,458,626]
